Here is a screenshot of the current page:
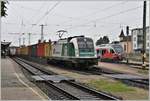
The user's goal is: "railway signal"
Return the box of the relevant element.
[126,26,129,63]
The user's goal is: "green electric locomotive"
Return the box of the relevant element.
[49,35,98,67]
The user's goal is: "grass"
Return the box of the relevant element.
[87,79,135,93]
[138,69,149,74]
[86,79,149,100]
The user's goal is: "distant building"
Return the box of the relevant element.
[119,30,133,54]
[111,41,120,44]
[131,26,149,53]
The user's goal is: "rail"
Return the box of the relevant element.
[13,57,121,100]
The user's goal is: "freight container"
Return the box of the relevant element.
[28,46,32,56]
[44,40,52,57]
[37,41,45,57]
[20,47,23,55]
[16,47,21,55]
[31,44,37,57]
[20,46,28,55]
[24,46,28,55]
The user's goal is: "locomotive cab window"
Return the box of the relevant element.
[77,37,94,52]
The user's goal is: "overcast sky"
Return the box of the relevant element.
[1,1,149,46]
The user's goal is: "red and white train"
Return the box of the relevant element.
[96,44,124,61]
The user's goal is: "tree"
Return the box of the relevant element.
[96,35,110,45]
[103,36,109,44]
[96,37,103,45]
[1,1,8,17]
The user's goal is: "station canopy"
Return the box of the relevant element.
[1,42,11,51]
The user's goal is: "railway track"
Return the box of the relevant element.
[48,60,149,90]
[15,57,149,90]
[89,66,149,89]
[100,60,149,70]
[13,57,120,100]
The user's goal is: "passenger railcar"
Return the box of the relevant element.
[96,44,124,61]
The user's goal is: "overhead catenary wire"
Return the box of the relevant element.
[11,2,60,38]
[23,1,61,43]
[57,1,127,26]
[11,2,61,45]
[78,1,128,18]
[5,2,146,46]
[66,5,143,30]
[8,6,26,45]
[34,1,61,25]
[26,1,46,25]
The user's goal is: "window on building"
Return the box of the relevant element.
[134,44,136,48]
[124,44,126,51]
[147,35,149,40]
[147,43,149,47]
[134,37,136,41]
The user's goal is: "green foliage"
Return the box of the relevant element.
[96,36,110,45]
[103,36,110,44]
[88,79,135,93]
[1,1,8,17]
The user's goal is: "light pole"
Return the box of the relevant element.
[126,26,129,63]
[142,1,146,69]
[28,33,31,45]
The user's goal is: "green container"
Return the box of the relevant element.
[31,44,37,57]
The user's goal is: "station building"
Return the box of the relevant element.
[119,30,133,54]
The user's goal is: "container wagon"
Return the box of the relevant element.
[14,36,98,68]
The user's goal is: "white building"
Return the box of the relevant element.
[131,26,149,53]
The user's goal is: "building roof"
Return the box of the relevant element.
[119,29,125,37]
[120,36,132,42]
[1,42,11,46]
[132,26,149,31]
[1,42,11,51]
